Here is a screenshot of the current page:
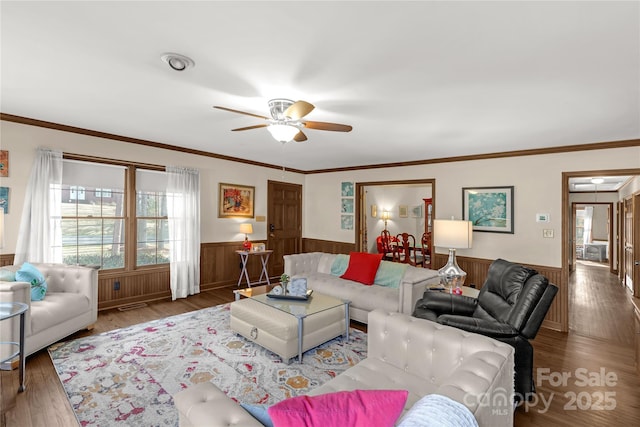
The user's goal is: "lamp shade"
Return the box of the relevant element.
[381,211,391,221]
[433,219,472,249]
[239,223,253,235]
[267,124,299,143]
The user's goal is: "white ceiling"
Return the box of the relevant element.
[1,1,639,171]
[568,175,632,192]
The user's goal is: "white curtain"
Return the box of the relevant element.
[582,206,594,245]
[166,166,200,300]
[15,148,63,264]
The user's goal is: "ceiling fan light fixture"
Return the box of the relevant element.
[161,53,195,71]
[267,124,299,143]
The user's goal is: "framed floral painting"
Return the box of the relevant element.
[219,183,255,218]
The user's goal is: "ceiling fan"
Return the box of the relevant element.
[214,99,352,143]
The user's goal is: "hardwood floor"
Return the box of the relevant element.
[2,265,639,426]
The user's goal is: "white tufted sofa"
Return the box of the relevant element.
[174,309,515,427]
[284,252,441,324]
[0,263,98,359]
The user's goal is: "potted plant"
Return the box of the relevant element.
[280,274,290,294]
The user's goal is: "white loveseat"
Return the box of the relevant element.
[284,252,440,323]
[174,310,515,427]
[0,263,98,359]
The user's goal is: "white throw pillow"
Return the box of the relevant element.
[397,394,478,427]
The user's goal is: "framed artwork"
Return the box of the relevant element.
[0,151,8,177]
[251,243,266,252]
[341,214,354,230]
[341,181,354,197]
[371,204,377,218]
[0,187,8,213]
[398,205,408,218]
[462,186,514,233]
[218,183,255,218]
[411,205,423,218]
[341,198,354,214]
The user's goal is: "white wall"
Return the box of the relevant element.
[304,147,640,268]
[0,121,305,254]
[2,120,638,270]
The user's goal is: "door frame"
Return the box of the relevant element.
[563,168,640,331]
[354,179,436,252]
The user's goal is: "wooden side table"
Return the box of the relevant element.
[236,250,273,288]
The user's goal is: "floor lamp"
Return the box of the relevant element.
[433,219,473,289]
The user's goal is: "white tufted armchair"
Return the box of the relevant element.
[0,263,98,358]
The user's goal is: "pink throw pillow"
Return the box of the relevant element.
[340,252,383,285]
[268,389,408,427]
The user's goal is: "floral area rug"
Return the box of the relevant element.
[48,303,367,426]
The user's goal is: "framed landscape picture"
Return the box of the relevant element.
[219,183,255,218]
[462,186,514,233]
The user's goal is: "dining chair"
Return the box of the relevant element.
[378,230,398,261]
[393,233,420,266]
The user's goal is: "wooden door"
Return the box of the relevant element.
[267,181,302,277]
[633,194,640,296]
[623,197,634,293]
[570,204,577,273]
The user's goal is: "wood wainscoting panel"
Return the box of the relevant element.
[200,241,270,289]
[302,238,356,254]
[98,268,171,310]
[0,254,14,267]
[432,253,564,331]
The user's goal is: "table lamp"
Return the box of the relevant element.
[240,223,253,251]
[381,211,391,230]
[433,219,473,289]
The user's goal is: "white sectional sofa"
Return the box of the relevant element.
[0,263,98,359]
[284,252,440,323]
[174,310,515,427]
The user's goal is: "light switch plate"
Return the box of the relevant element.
[536,213,550,222]
[543,229,554,238]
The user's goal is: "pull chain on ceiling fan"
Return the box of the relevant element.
[214,99,352,143]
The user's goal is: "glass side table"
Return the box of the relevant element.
[0,302,28,392]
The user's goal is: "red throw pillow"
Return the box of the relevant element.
[340,252,384,285]
[268,389,408,427]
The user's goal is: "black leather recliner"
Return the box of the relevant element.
[412,258,558,400]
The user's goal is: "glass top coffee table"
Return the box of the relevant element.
[0,302,28,392]
[231,285,350,363]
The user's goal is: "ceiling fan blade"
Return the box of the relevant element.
[303,121,353,132]
[231,124,269,131]
[214,106,270,120]
[293,130,308,142]
[285,100,315,120]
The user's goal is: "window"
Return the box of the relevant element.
[55,159,171,271]
[69,185,86,201]
[60,161,126,269]
[136,169,169,266]
[95,188,112,198]
[576,209,585,241]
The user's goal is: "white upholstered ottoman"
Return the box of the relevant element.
[230,292,349,363]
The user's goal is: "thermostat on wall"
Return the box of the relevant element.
[536,213,550,223]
